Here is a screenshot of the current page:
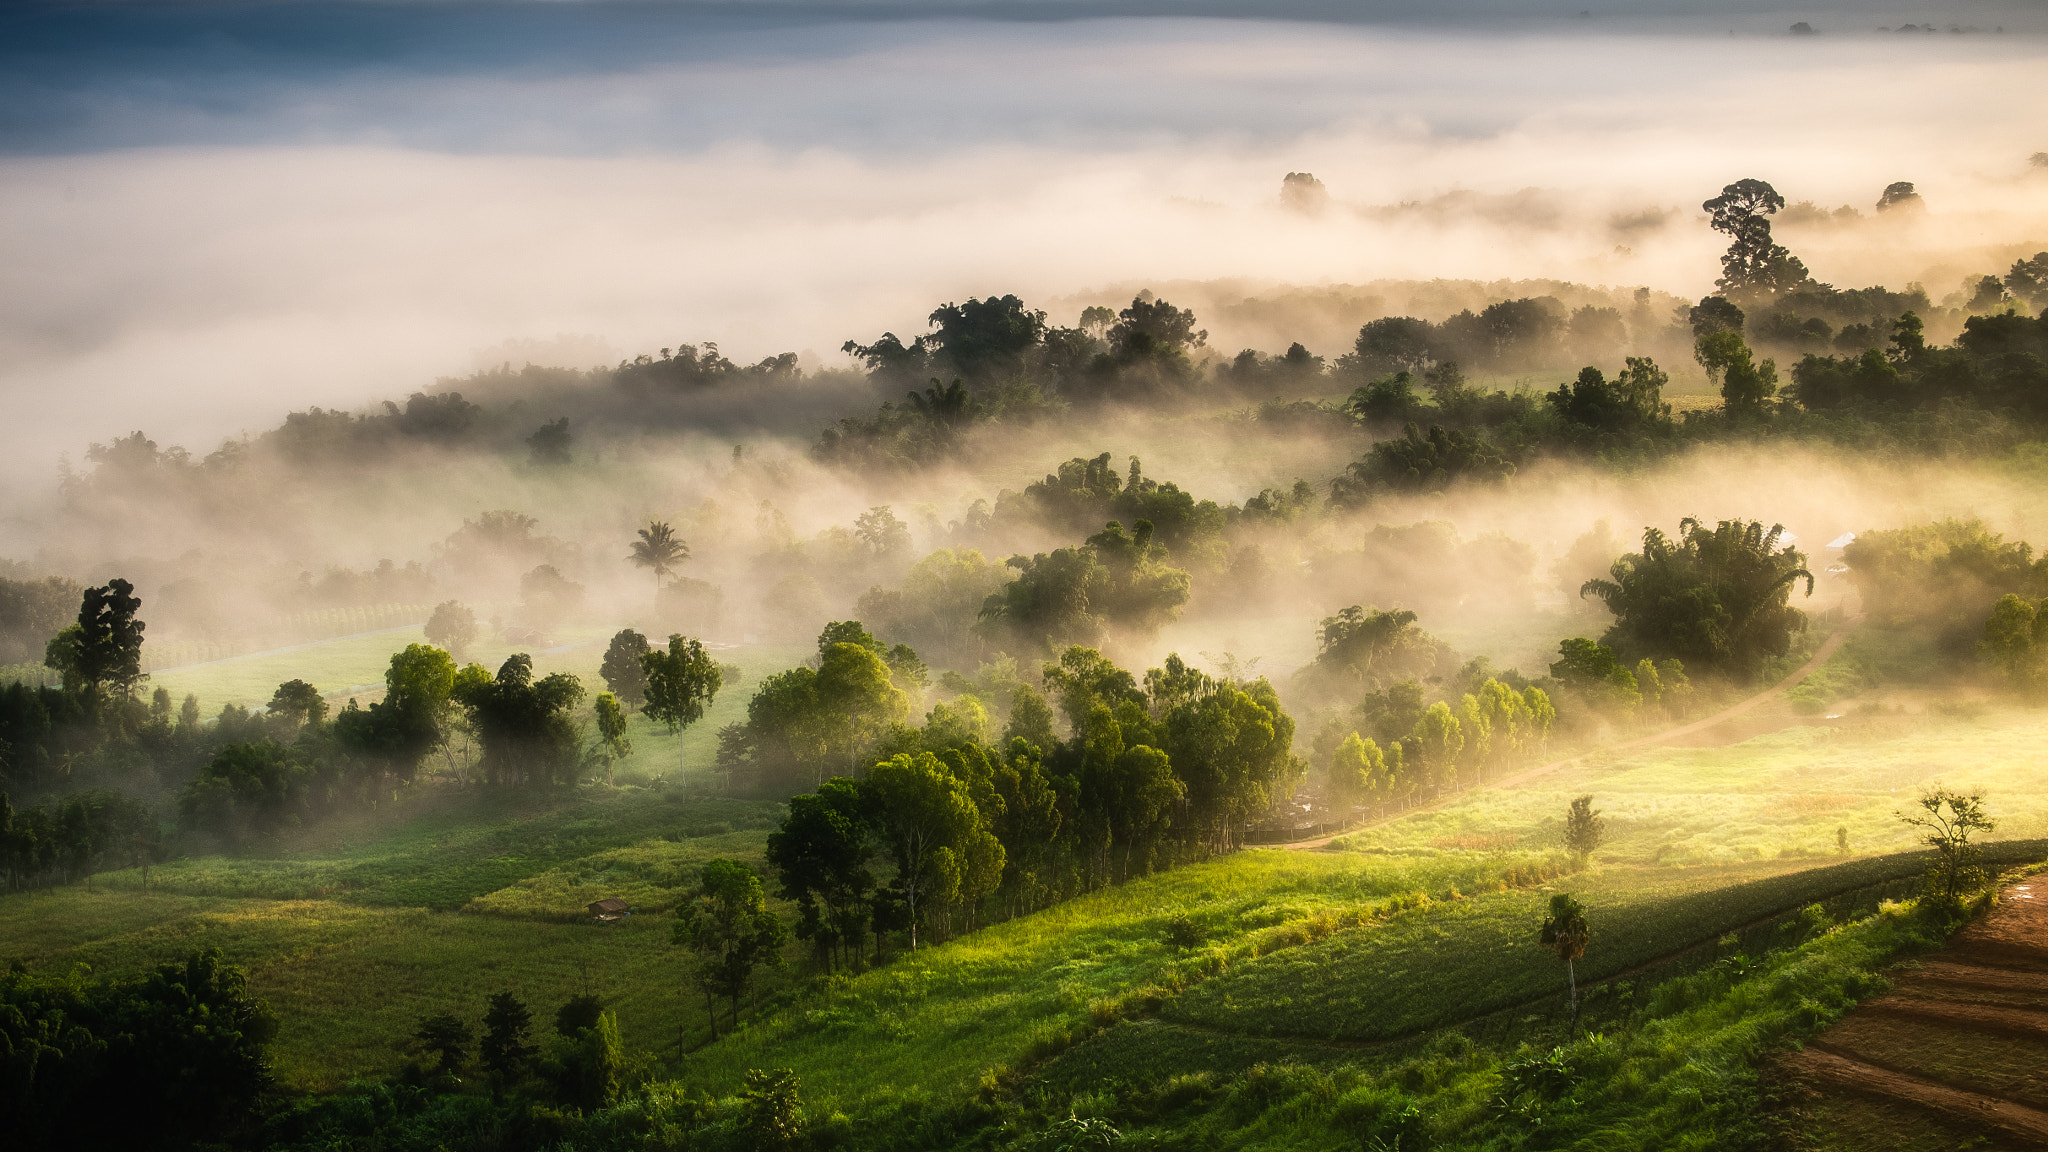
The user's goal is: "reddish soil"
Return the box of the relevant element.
[1786,876,2048,1150]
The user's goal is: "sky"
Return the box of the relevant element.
[3,0,2046,488]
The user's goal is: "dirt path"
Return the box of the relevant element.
[1787,874,2048,1148]
[1275,627,1853,851]
[1791,1047,2048,1146]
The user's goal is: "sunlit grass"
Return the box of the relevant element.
[676,850,1564,1108]
[1333,706,2048,865]
[95,791,781,908]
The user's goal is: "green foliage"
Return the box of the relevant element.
[640,634,723,779]
[1896,788,1995,905]
[0,948,276,1151]
[1544,358,1672,435]
[866,752,1001,949]
[526,416,573,465]
[1307,605,1442,693]
[1981,592,2048,688]
[479,991,536,1081]
[1162,913,1207,952]
[1703,177,1809,300]
[1154,664,1298,851]
[1562,796,1605,864]
[1695,328,1779,411]
[453,653,587,788]
[1847,518,2047,637]
[596,629,650,709]
[855,548,1011,671]
[180,741,311,847]
[0,575,80,666]
[1349,316,1436,377]
[1,787,154,889]
[1787,346,1901,409]
[412,1010,474,1074]
[556,993,605,1037]
[738,1067,807,1151]
[45,578,146,704]
[1549,636,1641,714]
[541,1009,626,1113]
[628,521,690,593]
[336,642,459,782]
[1330,422,1514,507]
[766,777,877,971]
[1582,518,1814,678]
[268,678,328,727]
[978,521,1191,654]
[424,599,478,659]
[675,858,788,1033]
[594,692,631,777]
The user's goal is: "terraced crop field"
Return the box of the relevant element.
[1792,873,2048,1150]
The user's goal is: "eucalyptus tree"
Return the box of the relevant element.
[641,634,723,793]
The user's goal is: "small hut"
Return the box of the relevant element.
[588,897,630,923]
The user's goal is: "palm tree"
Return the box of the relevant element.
[1540,893,1591,1019]
[628,521,690,603]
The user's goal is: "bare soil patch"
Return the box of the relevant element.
[1788,876,2048,1149]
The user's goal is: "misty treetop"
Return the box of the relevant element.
[1703,177,1811,303]
[1581,518,1814,679]
[975,519,1192,656]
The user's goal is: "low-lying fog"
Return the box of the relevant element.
[3,2,2046,492]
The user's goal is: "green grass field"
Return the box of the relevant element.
[0,789,790,1090]
[8,638,2046,1141]
[1335,705,2048,865]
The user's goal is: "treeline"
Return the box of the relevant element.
[1839,517,2048,691]
[753,639,1300,964]
[1,949,277,1151]
[2,576,714,878]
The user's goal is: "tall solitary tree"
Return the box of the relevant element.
[629,521,690,603]
[1702,178,1809,301]
[594,692,631,783]
[1539,893,1591,1018]
[45,578,146,706]
[424,600,479,660]
[600,628,652,709]
[1563,795,1606,865]
[479,991,536,1094]
[411,1012,474,1076]
[641,634,723,793]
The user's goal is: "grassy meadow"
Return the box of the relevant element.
[0,790,789,1090]
[6,624,2046,1141]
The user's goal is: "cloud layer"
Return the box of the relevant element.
[2,10,2045,491]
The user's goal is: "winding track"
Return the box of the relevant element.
[1275,626,1853,851]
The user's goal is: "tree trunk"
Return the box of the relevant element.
[1567,957,1578,1018]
